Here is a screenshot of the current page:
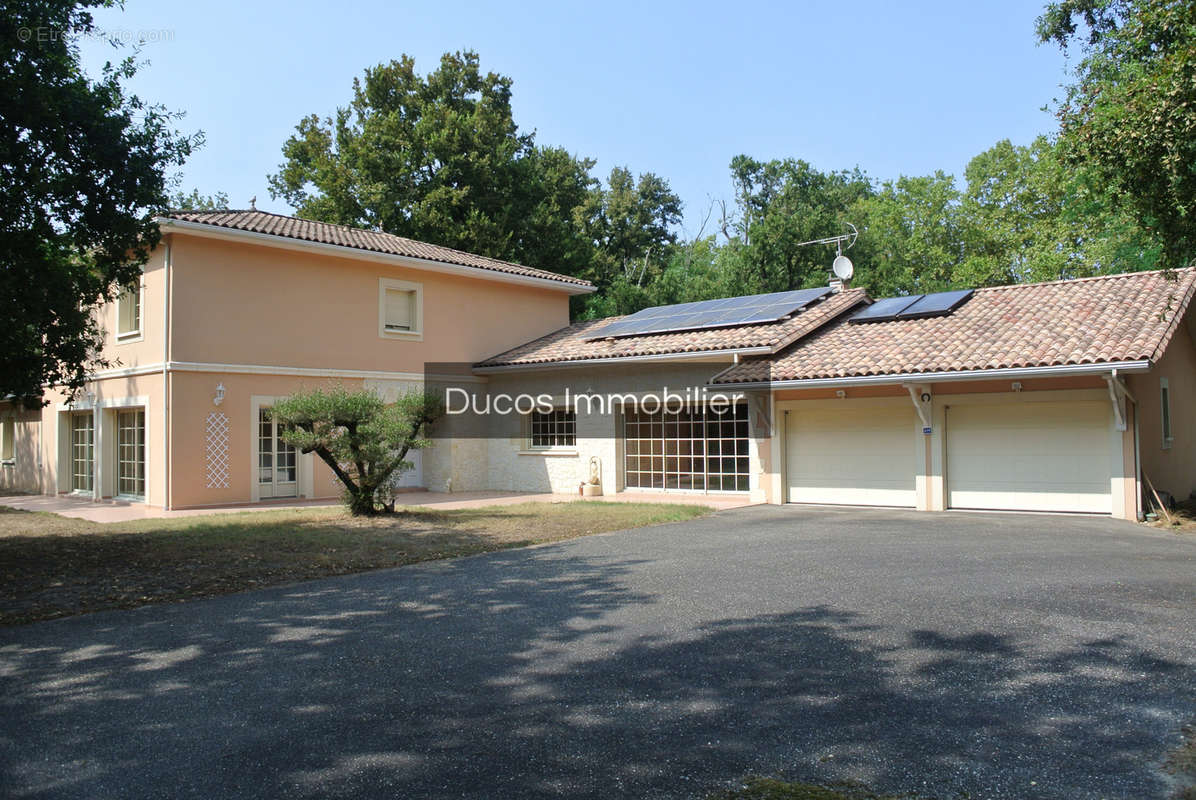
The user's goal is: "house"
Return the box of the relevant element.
[0,210,592,508]
[472,266,1196,521]
[2,210,1192,522]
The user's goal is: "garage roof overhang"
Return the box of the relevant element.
[473,346,773,374]
[710,359,1153,390]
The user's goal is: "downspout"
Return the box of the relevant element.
[1134,396,1143,520]
[162,239,171,510]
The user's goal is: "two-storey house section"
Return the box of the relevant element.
[2,210,592,509]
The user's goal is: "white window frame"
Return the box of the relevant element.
[1161,377,1173,449]
[525,408,578,452]
[115,276,144,343]
[378,277,423,341]
[115,408,146,500]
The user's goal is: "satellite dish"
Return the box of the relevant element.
[832,254,854,281]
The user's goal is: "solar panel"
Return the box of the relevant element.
[849,288,976,324]
[849,295,923,323]
[896,289,974,319]
[587,287,832,339]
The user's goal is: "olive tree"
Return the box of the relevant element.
[270,388,443,516]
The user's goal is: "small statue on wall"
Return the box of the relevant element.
[583,456,603,497]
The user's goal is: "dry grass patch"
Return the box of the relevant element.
[0,501,710,625]
[1148,499,1196,534]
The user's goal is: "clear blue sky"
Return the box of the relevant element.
[80,0,1069,237]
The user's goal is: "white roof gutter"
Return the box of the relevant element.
[473,346,774,374]
[710,360,1153,389]
[155,217,596,295]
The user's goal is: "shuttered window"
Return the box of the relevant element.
[384,288,414,331]
[379,278,422,338]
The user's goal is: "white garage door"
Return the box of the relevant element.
[946,401,1111,514]
[786,404,917,507]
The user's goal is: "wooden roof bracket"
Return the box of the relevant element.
[903,384,931,428]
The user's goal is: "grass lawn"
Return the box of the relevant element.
[0,501,710,626]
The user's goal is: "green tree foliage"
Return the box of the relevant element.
[270,387,443,516]
[619,138,1158,310]
[0,0,198,405]
[728,157,872,294]
[269,50,681,299]
[170,189,229,211]
[849,171,963,296]
[956,137,1159,286]
[1038,0,1196,267]
[574,166,682,315]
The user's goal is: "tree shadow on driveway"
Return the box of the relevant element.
[0,544,1192,800]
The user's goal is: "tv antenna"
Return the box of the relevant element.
[797,222,857,281]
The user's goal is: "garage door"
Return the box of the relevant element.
[786,404,917,507]
[946,401,1111,513]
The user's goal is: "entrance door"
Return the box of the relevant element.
[116,409,146,500]
[258,408,296,498]
[70,412,94,493]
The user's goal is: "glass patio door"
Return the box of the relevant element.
[116,409,146,499]
[258,408,296,498]
[70,412,94,493]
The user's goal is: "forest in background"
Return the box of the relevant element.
[189,0,1192,319]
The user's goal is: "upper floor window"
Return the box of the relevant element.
[116,278,141,340]
[379,278,423,339]
[530,408,576,449]
[1161,377,1173,449]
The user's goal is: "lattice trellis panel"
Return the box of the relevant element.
[205,412,230,489]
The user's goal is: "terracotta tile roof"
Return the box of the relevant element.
[476,289,868,367]
[158,210,593,289]
[714,267,1196,384]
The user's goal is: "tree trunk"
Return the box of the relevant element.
[347,488,377,516]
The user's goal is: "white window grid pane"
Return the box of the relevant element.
[117,409,145,497]
[277,434,296,482]
[531,409,576,448]
[71,413,93,491]
[258,407,297,484]
[623,404,748,492]
[259,408,274,481]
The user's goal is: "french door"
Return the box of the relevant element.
[258,408,296,498]
[116,409,146,499]
[70,412,94,493]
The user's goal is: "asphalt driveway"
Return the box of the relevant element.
[1,506,1194,800]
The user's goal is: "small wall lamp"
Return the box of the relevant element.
[214,383,226,406]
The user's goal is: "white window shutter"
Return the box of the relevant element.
[385,289,413,330]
